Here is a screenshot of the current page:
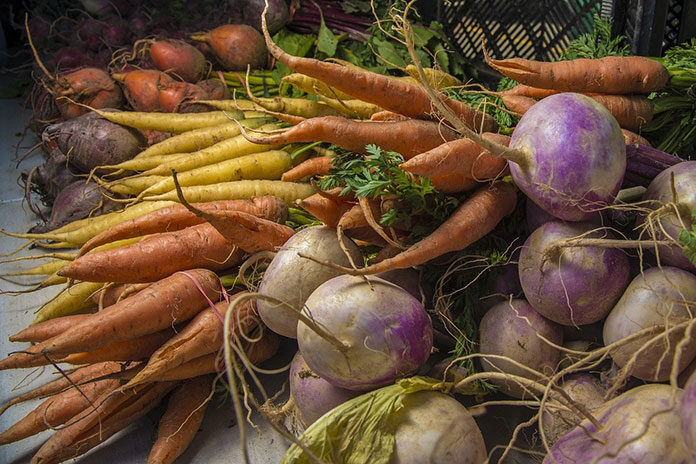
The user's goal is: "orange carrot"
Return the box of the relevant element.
[370,110,410,121]
[148,376,214,464]
[60,223,244,283]
[484,53,669,94]
[62,329,176,365]
[261,13,496,131]
[499,89,654,131]
[0,329,175,371]
[622,128,651,146]
[172,182,295,254]
[31,382,175,464]
[499,94,537,115]
[125,298,257,387]
[149,330,279,381]
[19,269,221,358]
[587,94,654,131]
[401,133,510,181]
[298,193,353,228]
[281,156,332,182]
[0,362,121,416]
[302,182,518,274]
[78,197,288,256]
[9,314,93,343]
[0,338,64,370]
[242,116,459,160]
[501,85,558,99]
[428,173,482,194]
[91,282,152,307]
[0,376,119,445]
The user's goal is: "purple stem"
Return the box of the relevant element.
[622,171,652,188]
[626,144,683,167]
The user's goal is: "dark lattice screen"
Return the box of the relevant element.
[441,0,602,62]
[662,0,685,52]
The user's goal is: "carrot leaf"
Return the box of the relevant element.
[560,13,629,60]
[317,144,458,235]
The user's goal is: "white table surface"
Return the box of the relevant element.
[0,98,292,464]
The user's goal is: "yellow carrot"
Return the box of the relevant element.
[91,108,244,133]
[140,123,281,177]
[404,65,462,89]
[103,176,167,196]
[143,179,315,203]
[137,150,293,198]
[1,259,70,277]
[316,95,382,119]
[132,118,269,160]
[281,73,354,100]
[0,201,176,246]
[33,281,103,324]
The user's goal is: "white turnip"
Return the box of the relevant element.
[478,299,563,398]
[297,275,432,391]
[289,351,360,427]
[603,266,696,381]
[257,226,362,338]
[544,383,690,463]
[519,220,631,325]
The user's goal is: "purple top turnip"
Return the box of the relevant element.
[682,370,696,453]
[297,275,433,391]
[479,299,563,398]
[639,161,696,272]
[509,93,626,221]
[519,221,631,325]
[544,384,690,463]
[289,351,360,427]
[540,373,606,446]
[257,226,362,338]
[603,266,696,381]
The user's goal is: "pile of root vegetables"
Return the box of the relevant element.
[2,2,696,463]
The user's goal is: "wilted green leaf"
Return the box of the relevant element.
[281,377,440,464]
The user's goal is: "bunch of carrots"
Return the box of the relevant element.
[2,3,687,462]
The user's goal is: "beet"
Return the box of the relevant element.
[196,79,229,100]
[191,24,267,71]
[149,40,207,83]
[103,22,130,48]
[239,0,290,35]
[128,15,149,38]
[112,69,174,112]
[53,68,124,119]
[22,148,76,207]
[29,181,119,233]
[54,47,89,72]
[43,111,147,173]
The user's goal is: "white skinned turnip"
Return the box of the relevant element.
[297,275,433,391]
